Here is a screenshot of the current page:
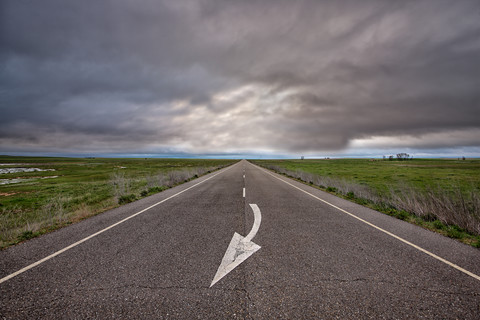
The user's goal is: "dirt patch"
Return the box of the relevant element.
[0,192,18,197]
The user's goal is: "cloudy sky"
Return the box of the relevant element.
[1,0,480,158]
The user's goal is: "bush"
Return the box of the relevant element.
[395,210,409,221]
[148,186,164,193]
[473,240,480,248]
[18,230,36,241]
[447,227,463,239]
[118,194,137,204]
[432,220,445,230]
[110,172,132,198]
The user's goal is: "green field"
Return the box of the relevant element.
[252,158,480,246]
[253,158,480,195]
[0,156,237,249]
[2,157,479,248]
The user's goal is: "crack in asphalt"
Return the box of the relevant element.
[242,286,254,320]
[74,284,245,292]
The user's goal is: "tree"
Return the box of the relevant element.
[396,153,410,161]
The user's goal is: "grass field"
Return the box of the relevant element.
[0,156,237,249]
[252,158,480,247]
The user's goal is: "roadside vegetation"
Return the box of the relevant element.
[0,156,236,249]
[252,159,480,248]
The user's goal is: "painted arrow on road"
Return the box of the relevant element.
[210,204,261,287]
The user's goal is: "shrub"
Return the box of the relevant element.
[18,230,35,241]
[326,187,337,193]
[447,227,463,239]
[40,196,68,224]
[395,210,409,221]
[118,194,137,204]
[148,186,164,193]
[110,172,132,198]
[432,220,445,230]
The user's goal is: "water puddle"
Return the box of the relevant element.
[0,176,59,185]
[0,168,56,174]
[0,178,29,185]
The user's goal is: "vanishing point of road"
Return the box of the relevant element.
[1,160,479,319]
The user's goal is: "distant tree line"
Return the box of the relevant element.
[383,153,412,161]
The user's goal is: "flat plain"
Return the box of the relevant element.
[1,160,479,319]
[252,158,480,246]
[253,158,480,194]
[0,156,236,248]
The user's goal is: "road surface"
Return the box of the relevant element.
[1,160,479,319]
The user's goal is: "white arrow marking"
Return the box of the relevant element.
[244,204,261,242]
[210,204,261,287]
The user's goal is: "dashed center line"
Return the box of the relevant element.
[243,187,246,197]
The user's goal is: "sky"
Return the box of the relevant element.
[1,0,480,159]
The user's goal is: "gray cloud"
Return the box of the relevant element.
[1,0,480,156]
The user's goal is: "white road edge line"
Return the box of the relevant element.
[253,163,480,282]
[0,163,239,285]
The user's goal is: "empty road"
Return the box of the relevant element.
[1,160,479,319]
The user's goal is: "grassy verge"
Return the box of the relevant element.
[251,159,480,248]
[0,156,237,249]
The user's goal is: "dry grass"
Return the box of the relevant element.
[110,171,132,199]
[390,185,480,235]
[0,196,70,246]
[140,166,221,192]
[263,164,480,237]
[0,158,234,249]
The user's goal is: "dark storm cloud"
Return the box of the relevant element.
[1,0,480,155]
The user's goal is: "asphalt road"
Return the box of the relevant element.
[1,160,479,319]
